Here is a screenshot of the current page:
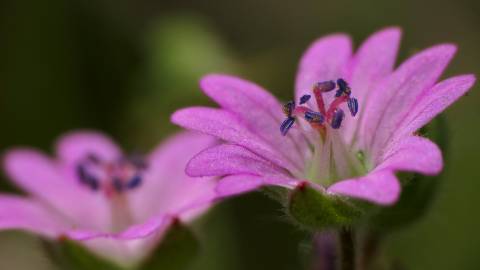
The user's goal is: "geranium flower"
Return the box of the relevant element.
[0,130,216,267]
[171,27,475,205]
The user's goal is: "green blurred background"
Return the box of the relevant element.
[0,0,479,269]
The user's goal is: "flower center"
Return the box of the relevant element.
[280,79,365,186]
[75,153,147,232]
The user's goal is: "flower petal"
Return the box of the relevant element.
[390,74,475,145]
[295,34,352,106]
[186,144,286,177]
[200,74,309,169]
[56,130,122,166]
[215,174,299,198]
[327,170,400,205]
[215,174,264,197]
[3,149,111,230]
[171,107,299,173]
[129,131,216,224]
[343,27,402,142]
[378,136,443,175]
[0,195,69,238]
[360,44,456,157]
[67,215,175,267]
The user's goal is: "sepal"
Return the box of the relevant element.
[287,182,364,230]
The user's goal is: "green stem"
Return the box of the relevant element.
[340,228,355,270]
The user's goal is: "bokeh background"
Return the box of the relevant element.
[0,0,479,269]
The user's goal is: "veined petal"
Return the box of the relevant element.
[67,215,175,267]
[186,144,286,177]
[0,195,69,238]
[295,34,352,107]
[215,174,264,197]
[377,136,442,175]
[215,174,300,198]
[129,131,216,224]
[389,74,476,146]
[171,107,299,173]
[361,44,456,157]
[343,27,402,143]
[327,170,400,205]
[56,130,122,166]
[200,74,309,169]
[3,149,111,230]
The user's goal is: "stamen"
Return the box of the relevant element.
[280,117,295,136]
[299,95,311,105]
[335,78,351,97]
[113,177,124,192]
[283,101,295,117]
[75,154,146,194]
[126,175,142,189]
[330,109,345,129]
[347,97,358,116]
[76,164,100,191]
[314,81,336,92]
[305,111,325,124]
[279,78,358,135]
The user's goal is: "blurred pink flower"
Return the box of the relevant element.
[172,27,475,205]
[0,130,216,266]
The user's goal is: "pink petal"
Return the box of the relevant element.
[56,130,122,166]
[295,34,352,106]
[343,27,402,143]
[379,136,442,175]
[186,144,285,177]
[360,44,456,157]
[68,215,175,267]
[327,170,400,205]
[215,174,299,198]
[129,131,217,224]
[215,174,265,197]
[389,74,475,145]
[171,107,299,173]
[3,149,111,230]
[0,195,69,238]
[200,74,308,169]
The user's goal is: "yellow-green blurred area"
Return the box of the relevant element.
[0,0,479,269]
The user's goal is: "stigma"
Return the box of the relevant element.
[76,153,147,196]
[280,78,358,136]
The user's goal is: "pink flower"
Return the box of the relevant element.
[0,130,216,267]
[172,27,475,206]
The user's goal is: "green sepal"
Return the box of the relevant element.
[368,116,449,231]
[139,221,199,270]
[287,182,365,230]
[42,237,124,270]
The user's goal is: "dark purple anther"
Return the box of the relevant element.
[126,175,142,189]
[330,109,345,129]
[335,78,351,97]
[299,94,311,105]
[86,153,100,164]
[76,164,99,190]
[112,177,124,192]
[305,111,325,124]
[280,117,295,136]
[347,97,359,117]
[315,81,336,92]
[282,101,295,117]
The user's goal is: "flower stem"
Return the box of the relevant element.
[339,228,355,270]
